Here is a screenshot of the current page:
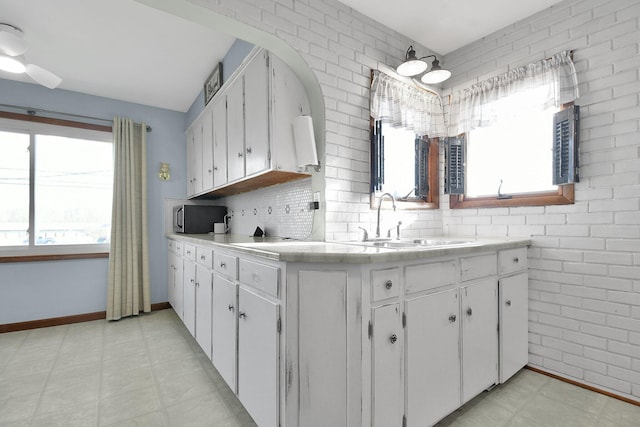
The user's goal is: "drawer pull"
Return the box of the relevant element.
[239,312,246,319]
[200,255,206,260]
[389,334,397,344]
[466,307,473,316]
[513,257,519,263]
[505,300,512,307]
[449,314,457,323]
[385,280,393,290]
[220,262,226,268]
[228,304,235,312]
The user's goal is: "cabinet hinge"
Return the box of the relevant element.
[402,312,406,328]
[266,54,269,67]
[277,317,282,334]
[403,414,407,427]
[268,150,271,161]
[368,321,373,339]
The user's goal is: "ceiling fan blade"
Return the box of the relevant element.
[0,24,28,56]
[25,64,62,89]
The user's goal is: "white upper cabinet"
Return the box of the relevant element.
[185,47,313,199]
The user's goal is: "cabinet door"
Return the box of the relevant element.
[461,278,498,403]
[227,79,245,182]
[237,287,279,427]
[201,109,214,191]
[499,272,528,383]
[183,259,196,336]
[174,254,184,320]
[185,129,196,196]
[243,50,270,176]
[212,96,228,187]
[212,274,237,391]
[195,264,213,359]
[406,289,460,427]
[192,121,204,194]
[372,303,403,427]
[168,252,176,308]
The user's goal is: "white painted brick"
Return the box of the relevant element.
[548,225,591,237]
[607,290,640,306]
[566,212,613,224]
[563,330,607,350]
[581,322,628,342]
[583,299,631,316]
[562,284,607,300]
[529,279,562,294]
[584,346,632,369]
[542,336,583,355]
[609,340,640,359]
[543,359,585,379]
[559,237,606,250]
[563,306,606,324]
[529,258,563,272]
[564,353,608,375]
[607,314,640,332]
[527,214,566,225]
[609,265,640,280]
[630,332,640,345]
[530,322,564,338]
[537,313,580,331]
[530,343,563,360]
[563,261,608,276]
[608,366,640,387]
[584,275,633,292]
[606,239,640,252]
[540,248,583,262]
[584,371,631,394]
[584,251,634,266]
[530,300,562,315]
[540,291,582,308]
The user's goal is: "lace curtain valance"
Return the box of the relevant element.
[370,70,447,137]
[449,50,579,135]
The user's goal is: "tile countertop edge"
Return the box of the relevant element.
[166,233,532,264]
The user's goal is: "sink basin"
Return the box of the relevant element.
[412,239,475,246]
[348,238,477,249]
[369,241,421,248]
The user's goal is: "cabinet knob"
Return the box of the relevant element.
[213,166,218,171]
[389,334,397,344]
[208,169,212,173]
[246,147,252,154]
[228,304,235,312]
[384,280,393,290]
[513,257,519,263]
[200,255,206,260]
[190,279,195,283]
[220,262,226,268]
[505,300,512,307]
[466,307,473,316]
[239,312,246,319]
[449,314,457,323]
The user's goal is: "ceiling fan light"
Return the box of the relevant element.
[0,53,26,73]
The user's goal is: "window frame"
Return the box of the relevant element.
[447,103,577,209]
[0,112,112,261]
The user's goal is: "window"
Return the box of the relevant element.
[446,102,578,208]
[445,50,579,209]
[0,116,113,256]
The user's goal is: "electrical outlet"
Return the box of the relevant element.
[313,192,320,202]
[308,201,320,210]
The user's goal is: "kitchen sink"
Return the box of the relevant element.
[351,238,476,249]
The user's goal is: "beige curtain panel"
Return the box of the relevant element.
[107,117,151,320]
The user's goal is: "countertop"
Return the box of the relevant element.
[166,233,531,264]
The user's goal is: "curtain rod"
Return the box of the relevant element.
[0,103,152,132]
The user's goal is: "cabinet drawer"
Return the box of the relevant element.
[460,254,497,282]
[174,241,183,255]
[371,268,400,302]
[214,252,238,280]
[196,246,213,268]
[498,247,527,276]
[239,259,279,297]
[168,239,175,253]
[405,261,457,294]
[183,243,196,260]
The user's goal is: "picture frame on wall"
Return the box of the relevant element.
[204,62,222,106]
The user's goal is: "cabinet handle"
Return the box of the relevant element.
[246,147,252,154]
[228,304,235,312]
[389,334,397,344]
[505,300,512,307]
[190,279,195,283]
[186,250,191,255]
[449,314,457,323]
[200,255,206,260]
[384,280,393,290]
[213,166,218,171]
[513,257,519,263]
[239,312,246,319]
[238,152,243,158]
[466,307,473,316]
[220,262,226,268]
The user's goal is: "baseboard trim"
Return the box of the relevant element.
[526,365,640,407]
[0,302,172,333]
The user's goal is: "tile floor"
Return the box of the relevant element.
[1,308,639,426]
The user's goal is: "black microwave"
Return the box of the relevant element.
[173,205,227,234]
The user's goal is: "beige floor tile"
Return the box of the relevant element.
[599,397,640,427]
[37,381,99,416]
[164,390,232,427]
[31,402,98,427]
[516,393,598,427]
[98,385,161,426]
[101,365,156,398]
[537,376,609,415]
[102,410,168,427]
[0,371,49,399]
[0,393,41,424]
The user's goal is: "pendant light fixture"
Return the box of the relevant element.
[396,45,451,84]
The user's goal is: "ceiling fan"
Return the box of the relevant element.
[0,23,62,89]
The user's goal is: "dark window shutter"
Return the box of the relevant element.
[371,120,384,192]
[415,136,429,199]
[553,105,580,185]
[445,134,465,194]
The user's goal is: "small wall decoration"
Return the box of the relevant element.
[204,62,222,106]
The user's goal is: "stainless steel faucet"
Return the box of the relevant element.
[376,192,397,238]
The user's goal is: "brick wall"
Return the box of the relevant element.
[442,0,640,401]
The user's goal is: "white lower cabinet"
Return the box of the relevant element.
[212,274,237,391]
[406,288,461,427]
[499,272,529,382]
[237,286,279,427]
[167,238,528,427]
[372,303,403,427]
[195,263,213,359]
[460,278,498,403]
